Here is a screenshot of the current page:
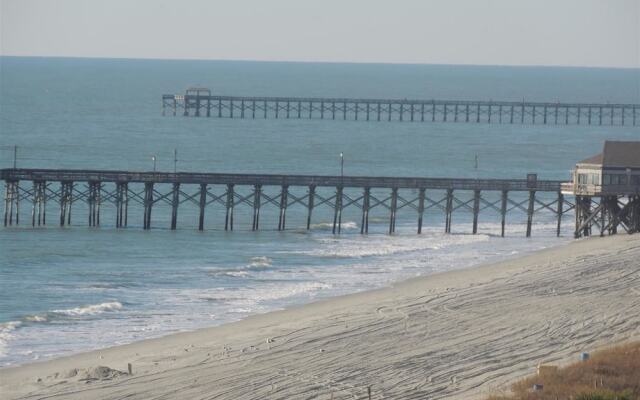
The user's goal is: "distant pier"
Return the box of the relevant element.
[162,88,639,126]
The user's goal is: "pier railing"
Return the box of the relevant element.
[2,168,562,191]
[161,93,640,126]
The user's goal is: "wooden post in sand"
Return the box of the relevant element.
[417,188,425,234]
[445,189,453,233]
[526,190,536,237]
[556,192,563,237]
[472,189,481,234]
[500,190,508,237]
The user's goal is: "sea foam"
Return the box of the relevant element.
[51,301,123,316]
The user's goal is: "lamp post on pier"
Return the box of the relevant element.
[174,149,178,174]
[152,155,157,173]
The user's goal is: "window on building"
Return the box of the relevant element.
[591,174,600,185]
[578,174,588,184]
[610,174,619,185]
[603,174,611,185]
[619,175,627,185]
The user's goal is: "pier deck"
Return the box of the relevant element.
[2,168,637,237]
[162,93,640,126]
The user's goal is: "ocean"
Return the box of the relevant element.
[0,57,638,366]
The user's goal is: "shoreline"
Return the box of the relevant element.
[2,234,639,399]
[0,226,568,368]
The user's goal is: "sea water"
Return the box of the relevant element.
[0,57,638,366]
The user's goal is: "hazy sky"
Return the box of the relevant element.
[1,0,639,68]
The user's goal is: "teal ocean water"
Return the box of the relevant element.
[0,57,638,366]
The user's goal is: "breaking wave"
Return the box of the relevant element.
[51,301,123,316]
[209,256,273,278]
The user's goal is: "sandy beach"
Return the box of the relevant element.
[1,234,639,399]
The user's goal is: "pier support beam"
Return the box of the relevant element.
[332,186,343,234]
[389,187,398,234]
[278,185,288,231]
[88,181,101,227]
[556,192,563,237]
[3,180,19,227]
[198,184,207,231]
[599,197,610,237]
[574,196,593,238]
[500,190,508,237]
[472,189,480,234]
[252,184,261,231]
[32,181,46,227]
[58,182,67,226]
[143,182,154,230]
[115,182,123,228]
[115,182,127,228]
[59,181,73,227]
[445,189,453,233]
[604,196,618,235]
[361,187,370,234]
[631,195,640,233]
[65,182,74,226]
[225,184,234,231]
[306,185,315,230]
[170,183,180,230]
[526,190,535,237]
[417,188,425,234]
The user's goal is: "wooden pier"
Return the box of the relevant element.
[2,168,579,237]
[162,89,639,126]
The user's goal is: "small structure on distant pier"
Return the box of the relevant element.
[562,141,640,238]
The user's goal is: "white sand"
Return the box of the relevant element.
[1,235,639,399]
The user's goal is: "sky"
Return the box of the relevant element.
[1,0,639,68]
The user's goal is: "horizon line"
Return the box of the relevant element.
[1,54,639,71]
